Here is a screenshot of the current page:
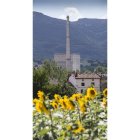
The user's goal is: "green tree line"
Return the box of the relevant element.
[33,60,77,99]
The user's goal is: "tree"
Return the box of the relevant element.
[94,66,107,74]
[42,60,53,78]
[33,67,49,98]
[59,82,77,97]
[84,70,92,74]
[33,59,77,99]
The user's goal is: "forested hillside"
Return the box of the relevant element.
[33,12,107,61]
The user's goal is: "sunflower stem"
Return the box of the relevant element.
[68,111,73,140]
[48,100,54,137]
[89,106,93,139]
[76,103,83,139]
[77,103,82,122]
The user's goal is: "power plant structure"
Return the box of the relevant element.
[54,16,80,71]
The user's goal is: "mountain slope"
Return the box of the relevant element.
[33,12,107,61]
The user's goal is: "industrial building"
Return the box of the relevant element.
[54,16,80,71]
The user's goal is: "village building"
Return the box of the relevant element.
[97,74,107,92]
[68,73,101,93]
[75,73,101,93]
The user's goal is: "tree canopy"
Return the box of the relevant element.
[33,60,77,99]
[94,66,107,74]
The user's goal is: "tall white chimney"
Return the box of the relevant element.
[66,16,71,70]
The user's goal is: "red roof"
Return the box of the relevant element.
[75,73,100,79]
[50,78,58,84]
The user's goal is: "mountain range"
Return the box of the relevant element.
[33,11,107,61]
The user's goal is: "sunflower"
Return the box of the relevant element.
[81,128,85,133]
[85,95,91,105]
[37,91,44,100]
[103,88,107,97]
[73,121,82,134]
[103,98,106,103]
[87,88,97,99]
[35,101,43,113]
[68,125,72,131]
[103,98,107,108]
[78,100,86,115]
[33,98,38,104]
[73,126,82,134]
[65,99,75,111]
[64,95,68,100]
[77,121,81,125]
[43,106,49,115]
[70,94,79,102]
[54,94,61,102]
[50,101,58,110]
[77,93,83,99]
[35,100,49,115]
[60,99,67,110]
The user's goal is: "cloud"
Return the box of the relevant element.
[59,7,83,21]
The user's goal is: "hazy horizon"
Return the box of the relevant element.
[33,11,107,21]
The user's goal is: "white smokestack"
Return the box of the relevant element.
[66,15,71,70]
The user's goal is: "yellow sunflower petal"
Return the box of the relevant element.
[103,88,107,97]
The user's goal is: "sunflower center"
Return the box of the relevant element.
[63,101,66,107]
[76,97,78,101]
[90,90,95,95]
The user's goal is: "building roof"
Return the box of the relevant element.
[50,78,58,84]
[97,74,107,79]
[75,73,101,79]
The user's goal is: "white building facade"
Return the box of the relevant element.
[76,78,100,93]
[68,73,101,93]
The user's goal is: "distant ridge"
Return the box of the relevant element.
[33,11,107,61]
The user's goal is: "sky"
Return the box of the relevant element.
[33,0,107,21]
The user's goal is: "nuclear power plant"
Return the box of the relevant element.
[54,16,80,71]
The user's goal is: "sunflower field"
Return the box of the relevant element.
[33,88,107,140]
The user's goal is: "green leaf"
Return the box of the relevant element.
[36,120,41,123]
[70,114,77,118]
[39,129,49,136]
[53,117,60,122]
[33,110,37,115]
[57,136,64,140]
[47,93,51,95]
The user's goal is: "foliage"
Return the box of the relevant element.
[33,12,107,61]
[33,59,77,99]
[33,68,49,99]
[84,70,92,74]
[81,60,107,73]
[94,66,107,74]
[33,88,107,140]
